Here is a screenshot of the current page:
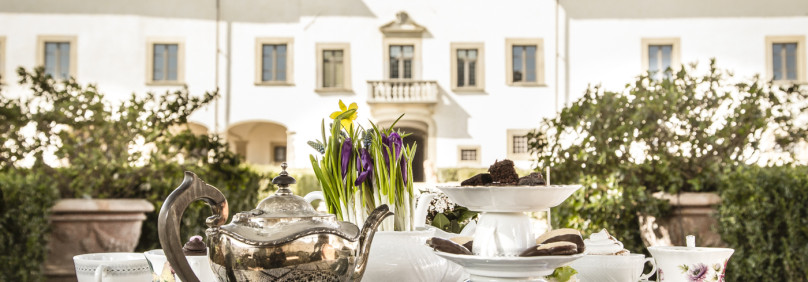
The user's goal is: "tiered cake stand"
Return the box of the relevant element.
[434,185,583,282]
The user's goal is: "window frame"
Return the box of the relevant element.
[315,42,352,93]
[255,37,295,86]
[146,39,185,85]
[451,42,485,92]
[641,38,681,78]
[765,35,806,84]
[382,37,422,80]
[0,36,5,84]
[506,129,532,161]
[36,35,78,80]
[505,38,544,86]
[457,145,481,167]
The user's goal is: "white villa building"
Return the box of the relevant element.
[1,0,807,182]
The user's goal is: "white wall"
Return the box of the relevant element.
[3,0,807,174]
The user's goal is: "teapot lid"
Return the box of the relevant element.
[215,163,360,246]
[253,163,320,217]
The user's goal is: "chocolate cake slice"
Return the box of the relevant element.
[519,241,578,257]
[518,172,546,186]
[461,173,493,186]
[535,228,585,254]
[488,159,519,184]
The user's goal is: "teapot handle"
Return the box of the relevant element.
[158,171,229,282]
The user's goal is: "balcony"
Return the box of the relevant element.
[367,80,438,104]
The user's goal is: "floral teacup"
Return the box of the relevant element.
[648,246,733,282]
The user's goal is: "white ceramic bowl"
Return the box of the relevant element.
[569,254,656,282]
[365,230,468,282]
[434,251,585,279]
[144,249,217,282]
[73,252,151,282]
[436,185,582,212]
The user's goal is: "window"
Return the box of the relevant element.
[457,145,481,166]
[0,36,5,83]
[37,36,77,80]
[235,141,247,157]
[273,146,287,162]
[255,38,294,85]
[146,39,184,84]
[451,42,485,91]
[383,38,421,80]
[505,38,544,86]
[390,45,414,79]
[641,38,681,81]
[153,44,178,81]
[512,135,528,154]
[316,43,352,92]
[507,129,532,160]
[766,36,806,83]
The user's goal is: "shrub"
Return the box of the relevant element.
[0,67,272,272]
[0,170,59,282]
[530,60,807,251]
[718,165,808,281]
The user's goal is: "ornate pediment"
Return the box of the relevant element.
[380,11,426,36]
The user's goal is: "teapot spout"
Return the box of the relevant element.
[352,204,393,281]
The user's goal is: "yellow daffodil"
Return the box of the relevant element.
[329,100,358,130]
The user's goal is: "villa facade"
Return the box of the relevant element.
[1,0,807,181]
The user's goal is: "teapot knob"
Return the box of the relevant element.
[272,162,296,195]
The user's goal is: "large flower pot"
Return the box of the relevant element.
[44,199,154,282]
[640,192,725,248]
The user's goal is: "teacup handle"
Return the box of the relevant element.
[93,264,108,282]
[640,257,657,281]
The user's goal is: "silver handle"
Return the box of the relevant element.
[158,172,229,282]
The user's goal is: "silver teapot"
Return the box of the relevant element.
[158,163,392,282]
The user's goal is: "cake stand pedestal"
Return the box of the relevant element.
[435,185,584,282]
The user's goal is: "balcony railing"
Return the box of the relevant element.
[367,80,438,104]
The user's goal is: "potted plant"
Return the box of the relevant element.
[309,100,467,281]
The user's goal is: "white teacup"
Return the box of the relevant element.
[73,252,152,282]
[570,254,656,282]
[144,249,217,281]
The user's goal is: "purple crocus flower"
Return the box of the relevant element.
[400,155,408,185]
[688,263,708,282]
[381,132,404,167]
[341,138,352,179]
[355,148,373,186]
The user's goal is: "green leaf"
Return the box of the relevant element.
[432,213,450,230]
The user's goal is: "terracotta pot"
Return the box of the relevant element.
[640,192,725,248]
[44,199,154,282]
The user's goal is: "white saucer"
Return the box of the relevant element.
[436,185,582,212]
[434,251,585,279]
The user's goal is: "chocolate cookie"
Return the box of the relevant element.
[519,241,578,257]
[427,237,472,255]
[535,228,585,254]
[449,236,474,253]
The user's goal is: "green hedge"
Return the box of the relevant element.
[718,166,808,281]
[0,171,59,282]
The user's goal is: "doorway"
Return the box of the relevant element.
[396,127,425,182]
